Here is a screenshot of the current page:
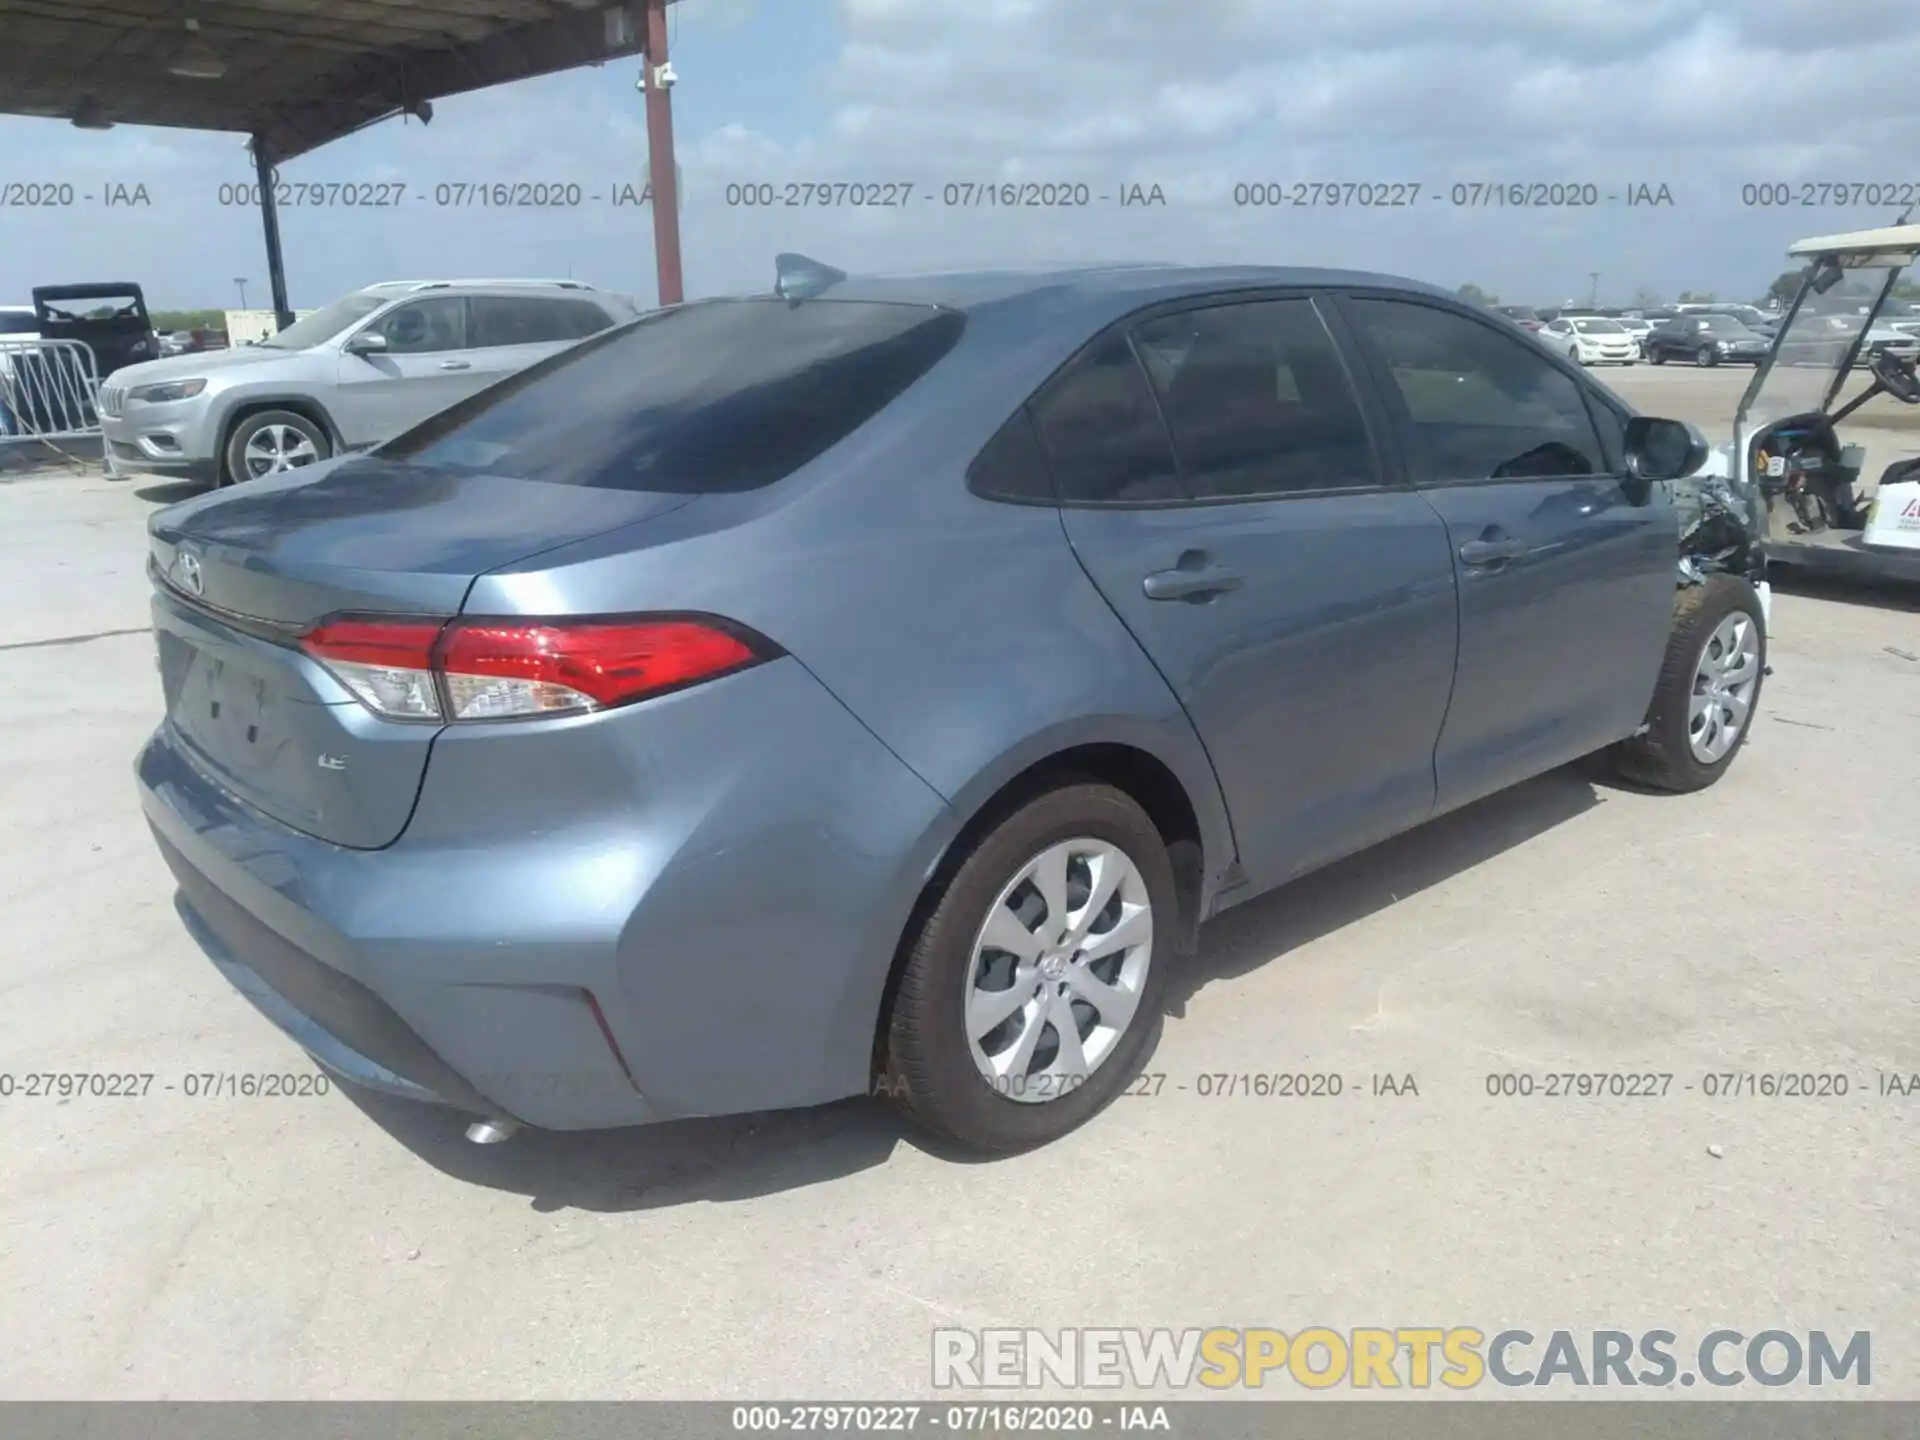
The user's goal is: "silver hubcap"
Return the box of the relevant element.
[964,838,1153,1104]
[241,424,321,479]
[1689,612,1760,763]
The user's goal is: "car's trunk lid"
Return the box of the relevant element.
[147,455,695,848]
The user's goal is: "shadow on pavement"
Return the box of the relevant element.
[133,478,210,505]
[1768,566,1920,614]
[341,1082,919,1213]
[1168,764,1602,1009]
[345,765,1602,1209]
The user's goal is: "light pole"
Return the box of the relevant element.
[234,277,249,309]
[1589,272,1601,307]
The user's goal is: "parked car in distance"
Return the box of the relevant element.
[1493,304,1544,331]
[138,258,1764,1156]
[1693,303,1780,339]
[1644,313,1772,366]
[97,279,638,487]
[0,306,44,436]
[1857,317,1920,365]
[1541,314,1639,365]
[1617,316,1656,352]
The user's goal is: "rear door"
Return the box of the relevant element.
[465,295,617,387]
[331,295,486,446]
[1045,295,1460,892]
[1340,293,1675,813]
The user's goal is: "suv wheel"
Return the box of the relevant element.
[223,409,330,485]
[1694,345,1719,368]
[879,781,1174,1155]
[1611,575,1766,793]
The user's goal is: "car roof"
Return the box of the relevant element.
[755,262,1459,333]
[359,278,600,296]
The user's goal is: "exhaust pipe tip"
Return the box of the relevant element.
[465,1118,521,1145]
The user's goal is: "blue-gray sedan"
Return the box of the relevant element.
[137,260,1765,1154]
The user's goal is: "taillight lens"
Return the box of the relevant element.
[299,618,444,720]
[300,615,771,723]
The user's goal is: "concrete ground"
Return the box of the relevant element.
[2,372,1919,1401]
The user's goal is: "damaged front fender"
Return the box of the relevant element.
[1670,446,1764,591]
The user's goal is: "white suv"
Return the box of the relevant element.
[97,279,638,486]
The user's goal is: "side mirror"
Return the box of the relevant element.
[343,330,388,357]
[1622,415,1708,500]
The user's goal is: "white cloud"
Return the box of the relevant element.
[3,0,1917,309]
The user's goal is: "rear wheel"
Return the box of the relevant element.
[1611,575,1765,793]
[222,409,330,485]
[879,781,1174,1155]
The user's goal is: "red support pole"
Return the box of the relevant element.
[644,0,685,307]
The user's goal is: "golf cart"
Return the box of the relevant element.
[1697,224,1920,582]
[30,282,159,379]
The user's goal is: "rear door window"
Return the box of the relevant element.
[378,298,965,491]
[469,296,615,347]
[1132,298,1380,498]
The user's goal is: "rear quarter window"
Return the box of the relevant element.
[379,298,966,492]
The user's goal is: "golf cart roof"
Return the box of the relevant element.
[1787,224,1920,262]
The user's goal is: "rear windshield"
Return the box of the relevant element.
[379,297,967,492]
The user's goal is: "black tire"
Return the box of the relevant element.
[1611,575,1766,793]
[1694,345,1719,368]
[221,408,330,486]
[1649,347,1666,365]
[879,781,1175,1155]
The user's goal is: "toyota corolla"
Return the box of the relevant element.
[137,258,1764,1155]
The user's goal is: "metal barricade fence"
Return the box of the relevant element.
[0,338,104,449]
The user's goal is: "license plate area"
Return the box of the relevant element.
[154,605,333,828]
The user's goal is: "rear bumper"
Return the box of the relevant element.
[137,656,955,1130]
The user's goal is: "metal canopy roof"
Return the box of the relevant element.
[0,0,672,162]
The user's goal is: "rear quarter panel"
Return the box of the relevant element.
[463,295,1237,900]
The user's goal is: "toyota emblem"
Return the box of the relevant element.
[175,551,203,596]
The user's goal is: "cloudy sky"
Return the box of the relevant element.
[3,0,1918,313]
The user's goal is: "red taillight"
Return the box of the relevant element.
[437,619,760,719]
[301,618,443,670]
[299,614,770,723]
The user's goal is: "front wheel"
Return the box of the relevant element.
[1694,345,1720,368]
[878,781,1174,1155]
[1649,347,1666,365]
[222,409,330,485]
[1611,575,1766,793]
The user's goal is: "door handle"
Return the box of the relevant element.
[1458,537,1527,566]
[1143,560,1243,602]
[438,359,471,370]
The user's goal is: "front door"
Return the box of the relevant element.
[1341,294,1677,814]
[1040,295,1460,892]
[332,296,490,448]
